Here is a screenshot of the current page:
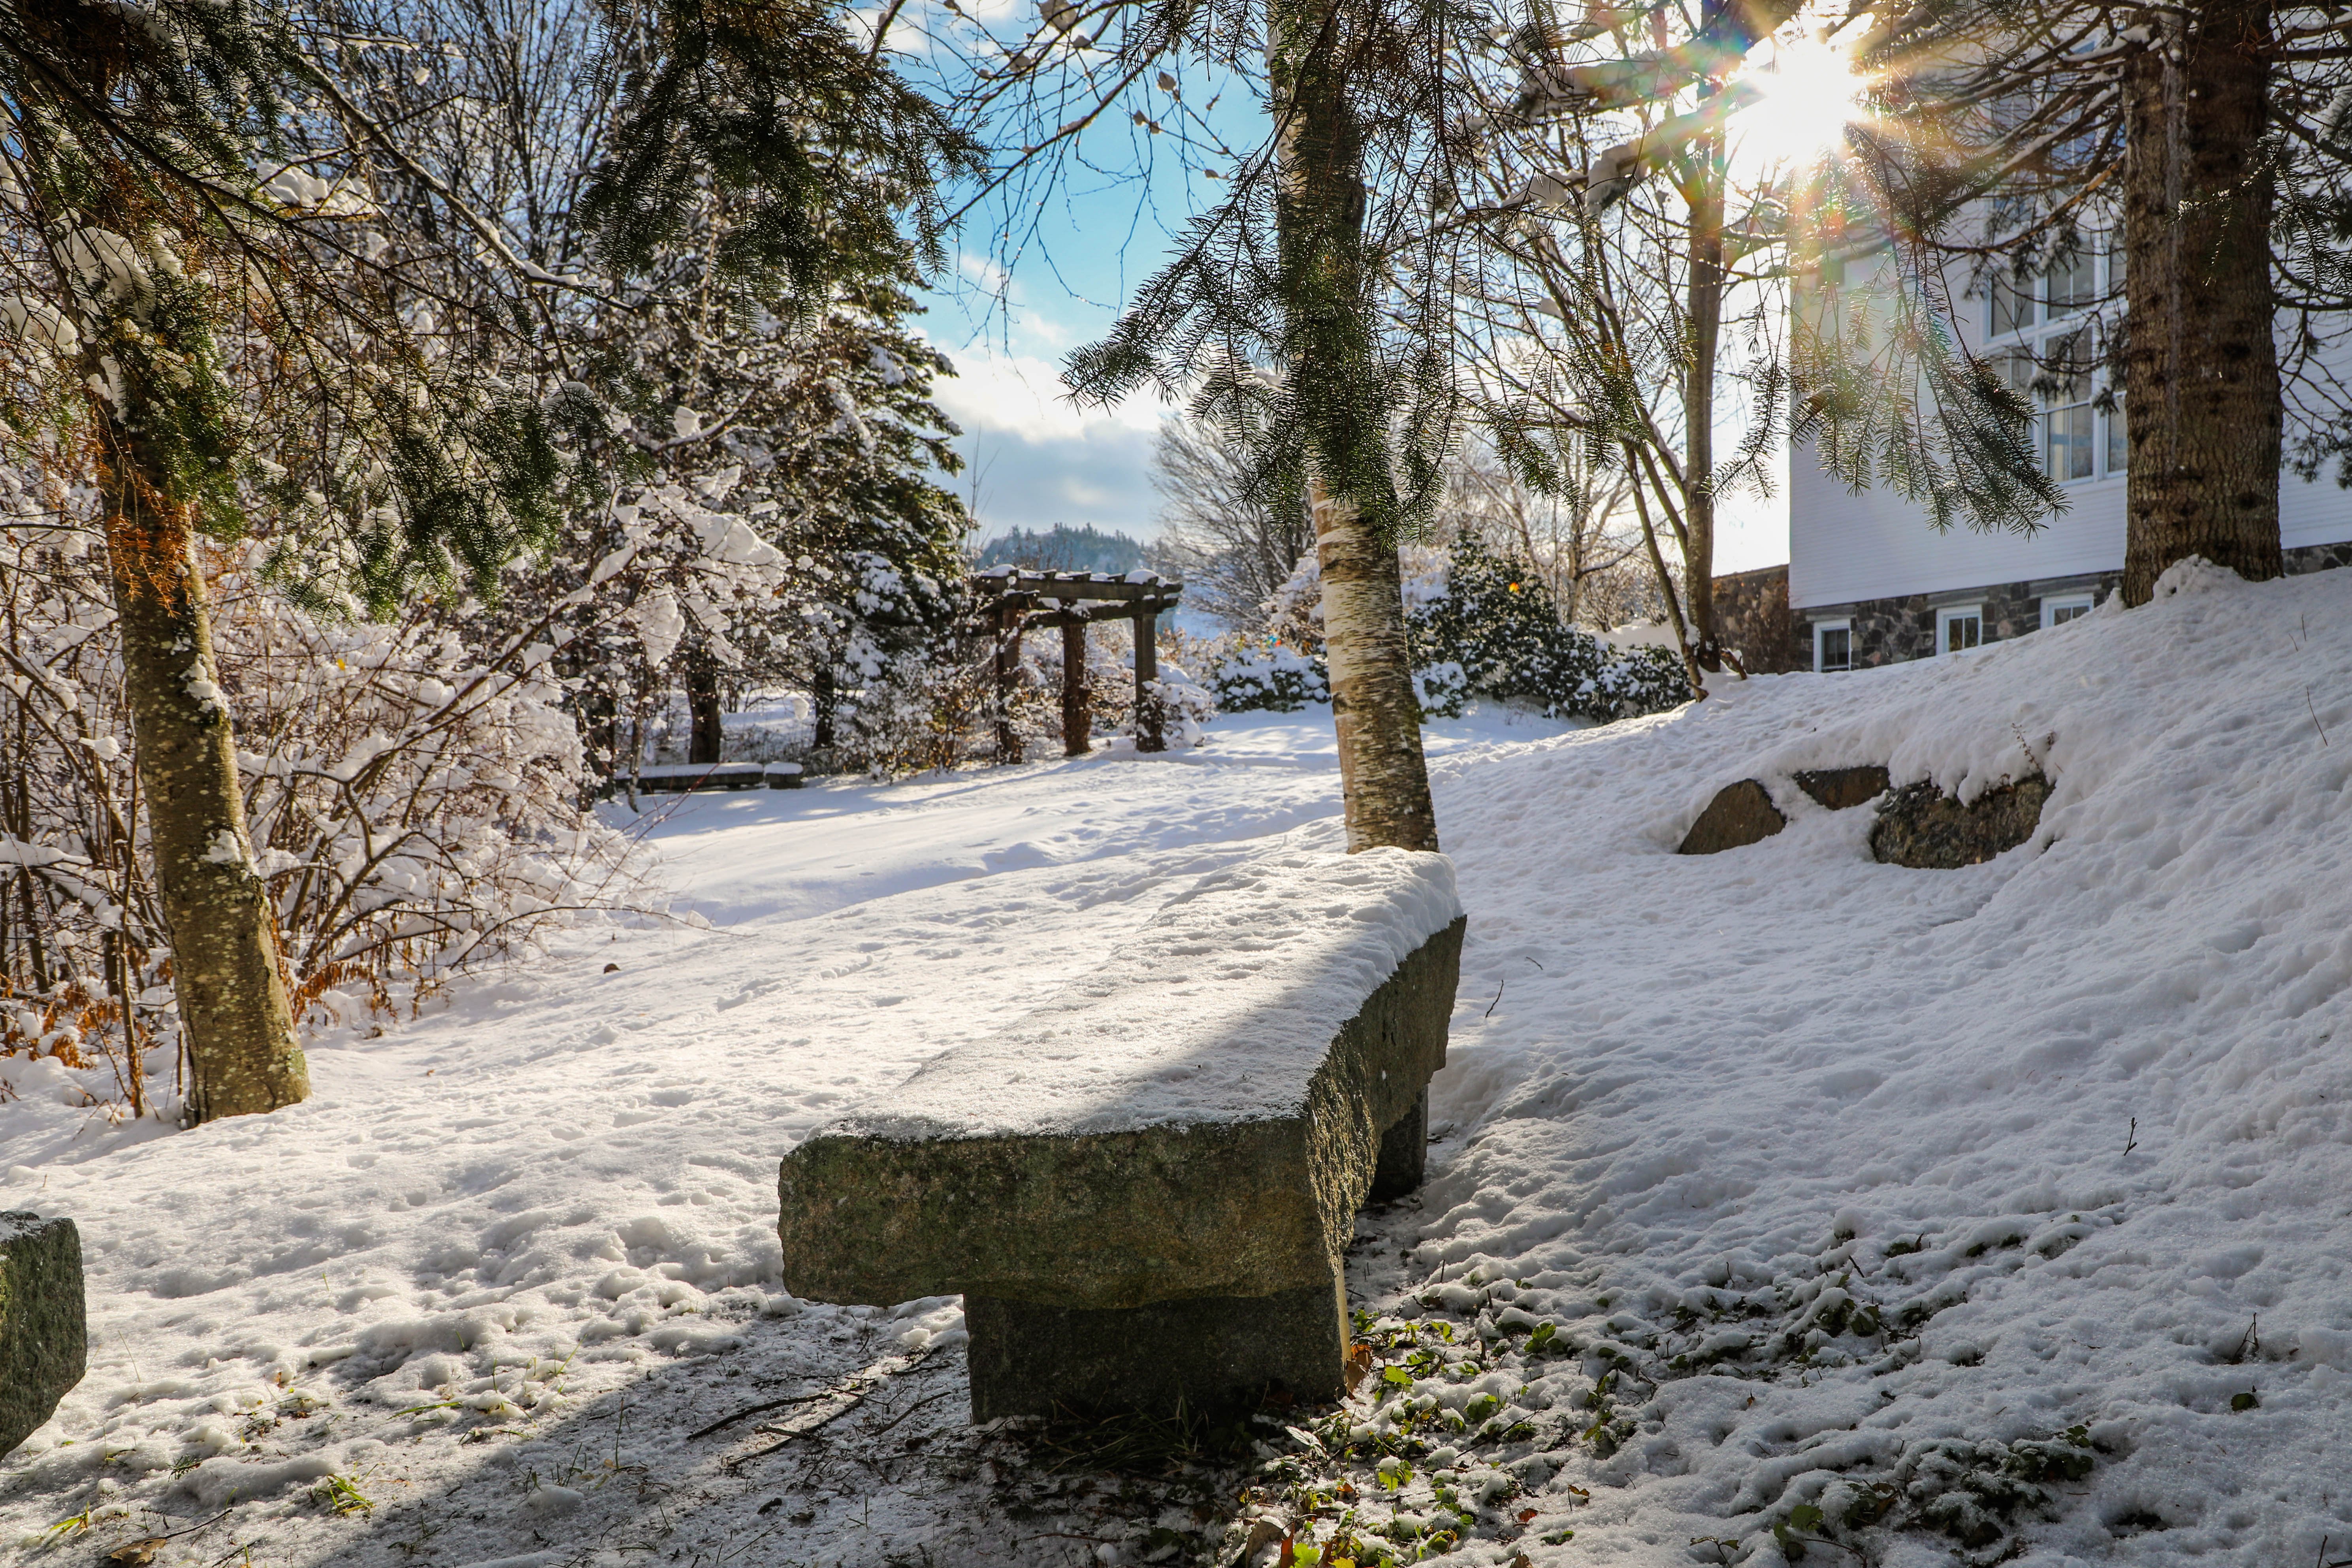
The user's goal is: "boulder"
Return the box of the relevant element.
[0,1212,85,1457]
[1794,765,1891,811]
[1677,779,1785,855]
[1870,775,2051,868]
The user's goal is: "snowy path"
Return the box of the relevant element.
[6,573,2352,1568]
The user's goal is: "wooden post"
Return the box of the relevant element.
[1134,604,1164,754]
[1061,615,1091,757]
[993,600,1024,764]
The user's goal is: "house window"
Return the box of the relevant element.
[1939,606,1984,655]
[1815,620,1852,672]
[1985,252,2121,485]
[2041,593,2094,629]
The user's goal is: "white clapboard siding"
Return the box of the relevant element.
[1789,248,2352,612]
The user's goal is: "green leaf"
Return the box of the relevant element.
[1789,1503,1825,1531]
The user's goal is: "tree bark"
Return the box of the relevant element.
[98,416,307,1124]
[2119,0,2281,604]
[1682,120,1725,670]
[1314,485,1439,851]
[685,648,724,764]
[1273,0,1440,854]
[812,661,837,751]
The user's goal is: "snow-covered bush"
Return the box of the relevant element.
[1209,642,1332,712]
[1212,535,1691,722]
[1139,664,1216,749]
[1416,533,1693,720]
[0,495,645,1116]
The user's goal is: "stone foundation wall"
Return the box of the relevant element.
[1810,572,2121,669]
[1712,565,1809,674]
[2284,540,2352,576]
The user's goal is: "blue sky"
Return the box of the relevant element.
[913,71,1793,576]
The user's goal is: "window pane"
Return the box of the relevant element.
[2051,602,2088,625]
[2046,249,2096,318]
[1990,274,2032,337]
[2048,404,2095,480]
[2047,329,2093,400]
[1819,627,1851,671]
[2106,405,2127,474]
[1946,614,1981,651]
[2000,350,2036,400]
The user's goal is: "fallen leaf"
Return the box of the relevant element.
[1342,1342,1375,1395]
[109,1542,165,1567]
[1517,1508,1540,1524]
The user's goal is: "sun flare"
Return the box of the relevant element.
[1734,32,1870,171]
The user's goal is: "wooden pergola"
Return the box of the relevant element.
[972,569,1184,759]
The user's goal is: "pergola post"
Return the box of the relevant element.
[1061,616,1091,758]
[993,599,1024,764]
[1134,605,1164,754]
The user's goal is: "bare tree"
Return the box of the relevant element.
[1151,420,1314,631]
[1440,449,1653,631]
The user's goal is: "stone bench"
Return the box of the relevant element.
[634,762,803,793]
[1,1212,85,1458]
[776,848,1465,1421]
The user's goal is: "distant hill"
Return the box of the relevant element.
[975,525,1149,576]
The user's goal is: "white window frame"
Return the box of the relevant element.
[1984,245,2122,487]
[1938,605,1985,656]
[2040,593,2094,629]
[1814,618,1853,673]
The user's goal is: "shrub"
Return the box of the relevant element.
[1206,535,1692,723]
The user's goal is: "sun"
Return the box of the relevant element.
[1732,32,1870,172]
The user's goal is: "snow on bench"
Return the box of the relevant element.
[776,848,1466,1421]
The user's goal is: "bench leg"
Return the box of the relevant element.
[964,1276,1347,1422]
[1368,1086,1428,1203]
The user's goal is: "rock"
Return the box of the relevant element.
[1870,776,2051,868]
[1677,780,1785,855]
[0,1211,85,1457]
[1794,765,1891,811]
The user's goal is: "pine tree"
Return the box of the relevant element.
[1780,0,2352,602]
[0,0,967,1119]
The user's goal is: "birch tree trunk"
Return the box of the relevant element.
[97,407,308,1124]
[2119,0,2281,604]
[1272,0,1440,854]
[1314,484,1439,852]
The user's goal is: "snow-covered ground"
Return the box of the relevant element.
[4,563,2351,1568]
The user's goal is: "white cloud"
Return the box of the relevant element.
[928,348,1168,445]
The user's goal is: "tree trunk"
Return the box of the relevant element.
[1272,0,1440,853]
[1314,486,1439,851]
[812,661,836,751]
[98,416,307,1124]
[685,648,724,764]
[2119,0,2281,604]
[1681,54,1726,670]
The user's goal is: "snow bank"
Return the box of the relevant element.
[3,562,2349,1566]
[827,847,1461,1141]
[1328,557,2352,1566]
